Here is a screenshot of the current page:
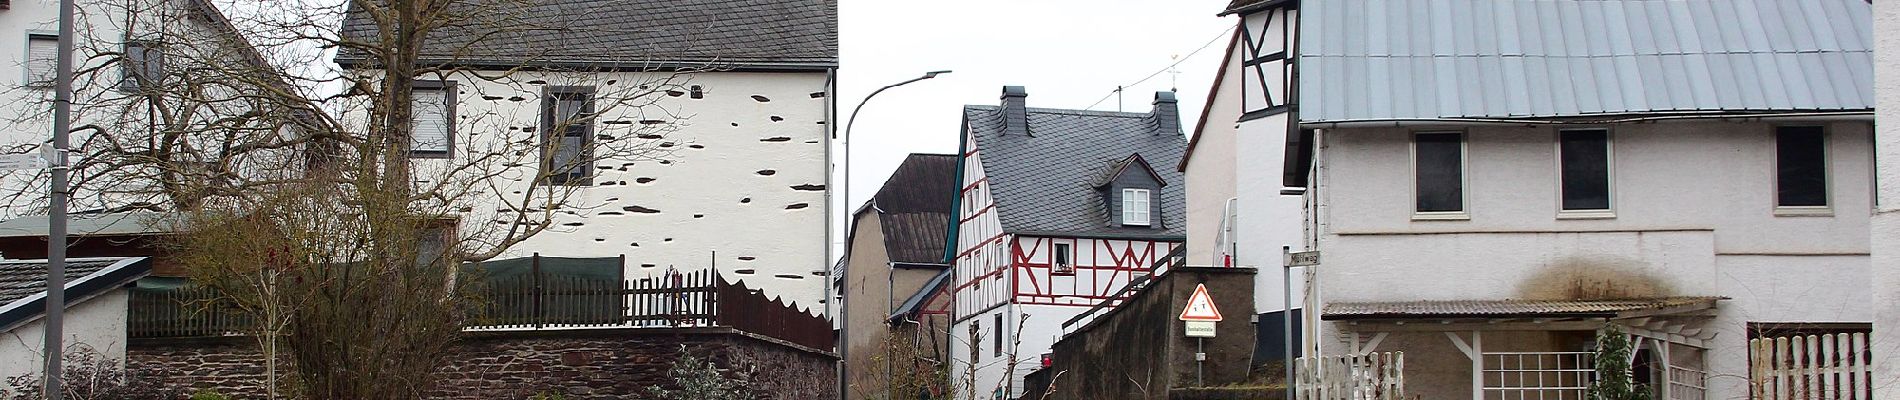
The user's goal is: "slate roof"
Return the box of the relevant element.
[1323,297,1723,320]
[1298,0,1874,122]
[335,0,838,70]
[964,106,1187,240]
[852,154,956,265]
[0,257,152,331]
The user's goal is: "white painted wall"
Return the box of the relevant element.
[1871,0,1900,395]
[1309,120,1875,400]
[1234,114,1306,314]
[1183,36,1240,268]
[0,290,129,381]
[397,70,831,307]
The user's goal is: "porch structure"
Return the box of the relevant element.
[1324,297,1723,400]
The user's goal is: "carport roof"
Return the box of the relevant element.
[1323,297,1723,321]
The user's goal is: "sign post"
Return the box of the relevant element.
[1179,283,1222,386]
[1282,246,1320,400]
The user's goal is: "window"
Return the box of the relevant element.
[1122,188,1151,226]
[409,81,454,157]
[119,40,163,92]
[1558,129,1613,215]
[1775,126,1828,212]
[993,313,1004,357]
[541,87,595,185]
[24,33,57,87]
[1413,132,1466,217]
[1051,243,1073,276]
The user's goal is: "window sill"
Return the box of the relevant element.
[1557,210,1616,220]
[409,151,452,159]
[1411,212,1469,221]
[1773,206,1833,217]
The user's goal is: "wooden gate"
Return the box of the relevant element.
[1748,333,1874,400]
[1294,352,1405,400]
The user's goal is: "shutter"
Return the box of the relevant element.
[410,89,450,153]
[27,36,59,85]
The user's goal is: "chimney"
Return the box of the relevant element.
[1000,86,1029,135]
[1151,91,1180,135]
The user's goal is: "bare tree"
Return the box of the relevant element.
[1,0,720,397]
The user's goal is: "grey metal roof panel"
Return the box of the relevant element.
[1298,0,1873,122]
[336,0,838,69]
[0,212,182,238]
[963,106,1187,240]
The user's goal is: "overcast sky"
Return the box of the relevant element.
[831,0,1233,247]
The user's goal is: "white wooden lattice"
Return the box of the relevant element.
[1294,352,1406,400]
[1482,352,1594,400]
[1748,333,1873,400]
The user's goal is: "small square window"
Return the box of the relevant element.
[1558,129,1613,216]
[409,81,455,157]
[119,40,164,92]
[24,33,58,87]
[1774,126,1829,214]
[1122,188,1151,226]
[1051,243,1074,276]
[1413,131,1467,219]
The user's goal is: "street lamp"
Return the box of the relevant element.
[834,69,949,400]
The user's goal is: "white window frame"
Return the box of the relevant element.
[1051,242,1074,276]
[1122,188,1151,226]
[23,31,58,88]
[1411,131,1470,220]
[1772,125,1833,217]
[1555,128,1616,219]
[408,80,456,158]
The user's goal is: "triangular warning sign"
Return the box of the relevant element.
[1178,284,1223,321]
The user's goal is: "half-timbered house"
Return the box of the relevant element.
[948,86,1186,398]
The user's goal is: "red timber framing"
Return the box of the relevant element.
[1011,236,1178,307]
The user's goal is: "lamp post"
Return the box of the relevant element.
[835,69,949,400]
[44,0,77,396]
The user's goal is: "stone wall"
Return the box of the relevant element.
[128,327,837,399]
[1034,267,1257,399]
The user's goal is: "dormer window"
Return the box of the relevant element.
[1122,189,1151,226]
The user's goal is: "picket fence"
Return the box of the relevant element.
[1748,333,1873,400]
[1293,352,1406,400]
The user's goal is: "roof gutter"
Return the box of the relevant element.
[1301,110,1875,129]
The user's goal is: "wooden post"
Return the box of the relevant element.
[532,252,542,329]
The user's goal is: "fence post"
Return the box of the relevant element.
[532,252,543,329]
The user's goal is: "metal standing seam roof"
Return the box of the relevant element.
[1322,297,1724,320]
[1297,0,1874,123]
[336,0,838,69]
[0,212,183,238]
[963,106,1188,240]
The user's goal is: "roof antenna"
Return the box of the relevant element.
[1116,85,1124,112]
[1168,54,1182,92]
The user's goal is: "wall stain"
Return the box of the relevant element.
[1516,256,1675,300]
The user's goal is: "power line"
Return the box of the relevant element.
[1084,25,1235,111]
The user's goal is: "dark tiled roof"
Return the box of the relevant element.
[964,106,1188,240]
[1220,0,1286,16]
[336,0,838,69]
[0,259,123,306]
[1323,297,1723,320]
[873,154,957,264]
[0,257,153,331]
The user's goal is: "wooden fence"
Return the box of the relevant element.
[130,257,834,351]
[1748,333,1874,400]
[1293,352,1405,400]
[127,286,248,338]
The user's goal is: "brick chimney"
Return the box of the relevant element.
[1151,91,1180,135]
[1000,86,1029,135]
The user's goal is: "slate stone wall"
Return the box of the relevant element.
[128,327,837,399]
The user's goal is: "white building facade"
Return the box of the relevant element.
[1871,0,1900,396]
[1244,0,1878,399]
[947,87,1186,399]
[334,0,839,307]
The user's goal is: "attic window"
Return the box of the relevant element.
[1122,189,1151,226]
